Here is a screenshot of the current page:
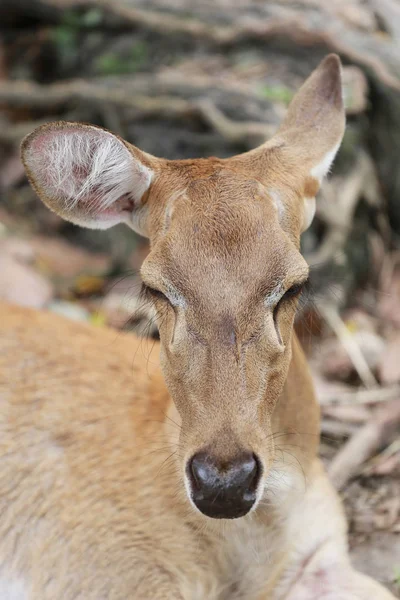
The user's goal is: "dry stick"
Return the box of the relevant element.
[318,384,400,406]
[363,438,400,476]
[195,97,275,144]
[328,398,400,490]
[0,73,278,111]
[0,79,192,113]
[0,82,277,147]
[318,303,378,389]
[321,404,371,423]
[321,418,358,439]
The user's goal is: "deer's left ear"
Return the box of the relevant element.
[235,54,345,232]
[277,54,345,231]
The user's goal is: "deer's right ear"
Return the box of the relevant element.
[21,122,158,236]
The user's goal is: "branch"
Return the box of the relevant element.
[317,303,378,389]
[195,98,274,145]
[328,398,400,489]
[318,384,400,406]
[0,79,192,114]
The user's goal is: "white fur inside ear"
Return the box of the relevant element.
[26,126,153,230]
[0,576,28,600]
[310,141,341,183]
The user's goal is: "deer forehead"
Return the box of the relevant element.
[142,186,307,315]
[149,168,291,253]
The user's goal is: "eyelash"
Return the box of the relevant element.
[272,281,307,341]
[280,282,305,301]
[141,284,169,303]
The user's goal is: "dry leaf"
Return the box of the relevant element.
[0,253,52,308]
[30,236,110,279]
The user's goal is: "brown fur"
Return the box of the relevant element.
[0,54,393,598]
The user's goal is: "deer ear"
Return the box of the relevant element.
[276,54,345,231]
[21,122,157,236]
[235,55,345,232]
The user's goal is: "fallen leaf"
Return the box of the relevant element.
[30,236,110,278]
[0,253,53,308]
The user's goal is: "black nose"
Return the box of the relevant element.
[187,451,260,519]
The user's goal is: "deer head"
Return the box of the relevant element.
[21,55,345,520]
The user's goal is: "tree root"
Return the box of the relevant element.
[45,0,400,91]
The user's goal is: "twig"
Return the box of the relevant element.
[195,98,275,145]
[318,303,378,389]
[321,404,371,423]
[0,79,193,114]
[321,418,358,438]
[362,438,400,476]
[318,384,400,406]
[328,398,400,489]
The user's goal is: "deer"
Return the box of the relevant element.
[0,54,395,599]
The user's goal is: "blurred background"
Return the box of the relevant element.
[1,0,400,594]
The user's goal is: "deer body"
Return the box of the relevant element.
[0,55,395,598]
[1,303,392,599]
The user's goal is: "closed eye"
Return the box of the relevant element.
[280,280,307,302]
[272,277,308,343]
[141,283,169,304]
[141,280,187,311]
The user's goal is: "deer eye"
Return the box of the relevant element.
[142,284,170,304]
[272,280,307,343]
[280,282,305,302]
